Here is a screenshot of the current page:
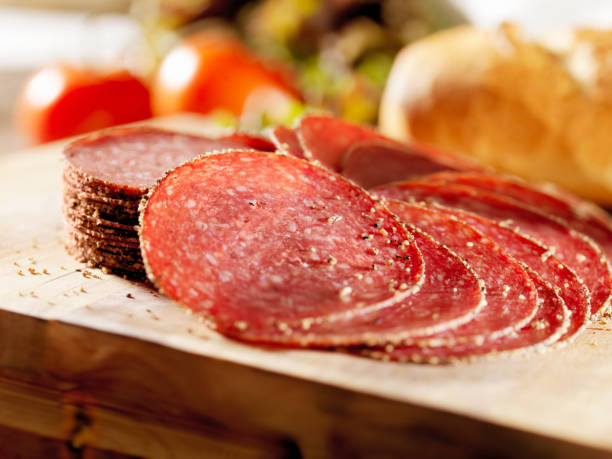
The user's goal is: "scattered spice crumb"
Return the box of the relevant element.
[60,266,67,270]
[28,267,39,275]
[12,261,19,267]
[80,287,87,293]
[29,291,37,298]
[42,268,50,275]
[146,308,160,320]
[17,270,24,276]
[126,293,134,299]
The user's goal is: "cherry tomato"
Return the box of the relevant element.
[151,32,301,117]
[15,64,151,144]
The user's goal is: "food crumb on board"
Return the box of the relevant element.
[146,308,160,321]
[80,287,87,293]
[126,293,134,299]
[16,270,24,276]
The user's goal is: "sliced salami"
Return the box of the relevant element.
[64,126,255,194]
[298,115,386,170]
[63,195,139,227]
[363,271,570,364]
[243,226,486,346]
[403,203,589,342]
[375,182,611,317]
[385,200,538,345]
[418,171,612,276]
[140,151,425,341]
[268,125,305,158]
[341,139,482,189]
[63,206,136,232]
[219,132,276,152]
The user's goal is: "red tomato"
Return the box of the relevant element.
[15,64,152,144]
[151,32,301,117]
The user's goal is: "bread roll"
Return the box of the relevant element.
[379,23,612,205]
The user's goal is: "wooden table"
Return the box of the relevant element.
[1,115,612,458]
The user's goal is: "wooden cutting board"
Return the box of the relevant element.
[1,115,612,458]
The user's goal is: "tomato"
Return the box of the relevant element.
[151,32,301,117]
[15,65,151,144]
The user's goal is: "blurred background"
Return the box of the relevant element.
[2,0,612,153]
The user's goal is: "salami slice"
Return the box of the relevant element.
[63,206,136,232]
[268,125,305,158]
[363,271,570,364]
[341,139,482,189]
[63,165,143,201]
[418,171,612,277]
[298,115,386,170]
[64,127,254,195]
[375,182,611,317]
[397,203,589,342]
[140,151,425,342]
[219,132,276,152]
[243,226,486,346]
[63,195,139,227]
[385,200,538,345]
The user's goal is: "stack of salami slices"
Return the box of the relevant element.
[64,116,612,363]
[62,126,275,278]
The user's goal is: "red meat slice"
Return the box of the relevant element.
[269,125,305,158]
[385,200,538,345]
[298,115,386,170]
[219,132,276,152]
[65,127,270,195]
[341,139,482,188]
[374,182,611,317]
[363,271,570,364]
[140,151,425,343]
[266,226,487,346]
[418,172,612,285]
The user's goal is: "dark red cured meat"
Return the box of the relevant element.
[375,182,611,317]
[386,200,538,345]
[64,126,263,195]
[140,150,424,343]
[219,132,276,152]
[418,172,612,284]
[341,139,483,189]
[269,125,305,158]
[259,225,487,346]
[399,203,589,342]
[298,115,387,170]
[363,271,570,364]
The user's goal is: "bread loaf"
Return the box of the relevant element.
[379,23,612,205]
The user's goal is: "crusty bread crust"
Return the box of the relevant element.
[380,24,612,205]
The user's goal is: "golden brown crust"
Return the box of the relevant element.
[380,24,612,205]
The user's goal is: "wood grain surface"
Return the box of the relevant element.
[1,115,611,458]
